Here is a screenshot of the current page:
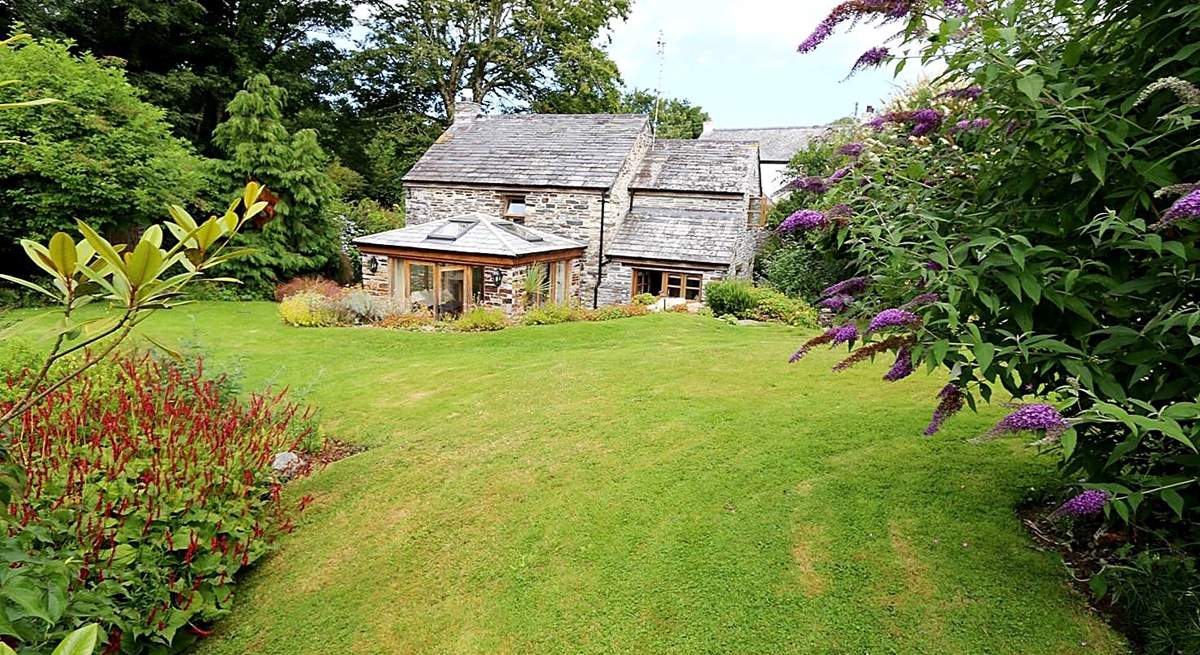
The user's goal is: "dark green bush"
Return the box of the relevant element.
[1104,554,1200,655]
[703,280,756,317]
[760,240,843,303]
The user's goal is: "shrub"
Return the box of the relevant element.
[704,280,756,317]
[278,291,349,327]
[0,353,314,652]
[337,289,404,325]
[522,303,580,326]
[376,311,436,330]
[747,287,819,327]
[275,276,343,302]
[454,307,509,332]
[592,303,650,321]
[1103,553,1200,655]
[631,293,657,306]
[760,240,844,303]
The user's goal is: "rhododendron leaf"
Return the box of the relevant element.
[48,232,76,276]
[0,273,57,301]
[50,623,99,655]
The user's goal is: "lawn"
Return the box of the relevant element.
[7,302,1123,654]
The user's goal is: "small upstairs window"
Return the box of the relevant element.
[503,195,527,223]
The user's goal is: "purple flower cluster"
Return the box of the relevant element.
[936,86,983,101]
[883,346,914,381]
[952,117,992,133]
[838,142,865,157]
[924,384,965,435]
[849,47,890,77]
[902,293,940,309]
[823,277,871,297]
[828,167,853,182]
[987,404,1069,438]
[1053,490,1111,518]
[778,209,830,232]
[797,1,913,54]
[828,203,854,218]
[868,109,944,136]
[924,261,944,271]
[817,294,854,312]
[1152,188,1200,230]
[829,324,859,345]
[790,176,829,194]
[867,308,920,332]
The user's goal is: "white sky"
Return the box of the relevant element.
[607,0,939,127]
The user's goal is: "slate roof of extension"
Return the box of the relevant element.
[403,114,650,189]
[700,126,826,163]
[607,206,744,266]
[629,139,760,195]
[353,214,585,258]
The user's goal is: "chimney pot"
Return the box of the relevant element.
[454,100,482,123]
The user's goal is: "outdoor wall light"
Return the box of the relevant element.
[366,257,379,274]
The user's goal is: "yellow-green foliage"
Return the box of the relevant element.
[591,303,650,321]
[747,287,819,327]
[454,307,508,332]
[278,291,347,327]
[522,303,583,326]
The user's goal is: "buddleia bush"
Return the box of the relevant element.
[785,0,1199,579]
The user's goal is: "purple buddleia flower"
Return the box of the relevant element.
[924,261,944,271]
[944,0,968,15]
[912,109,943,125]
[937,86,983,101]
[986,404,1069,439]
[828,167,852,182]
[867,114,888,129]
[817,294,855,312]
[1052,490,1111,518]
[778,209,830,232]
[848,47,890,77]
[1151,188,1200,230]
[828,203,854,218]
[838,142,865,157]
[883,346,914,381]
[867,308,920,332]
[911,122,935,136]
[952,117,993,133]
[829,323,859,345]
[822,276,871,297]
[790,176,830,194]
[902,293,940,309]
[924,384,965,435]
[798,1,913,54]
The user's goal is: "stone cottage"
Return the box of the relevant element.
[354,101,766,316]
[700,124,825,199]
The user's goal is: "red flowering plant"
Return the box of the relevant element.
[1,352,316,653]
[786,0,1200,548]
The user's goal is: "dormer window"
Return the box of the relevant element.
[502,195,527,223]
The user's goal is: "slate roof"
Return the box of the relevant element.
[403,114,650,189]
[607,207,744,266]
[700,126,826,163]
[629,140,759,195]
[353,214,585,258]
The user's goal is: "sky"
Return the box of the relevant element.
[606,0,936,129]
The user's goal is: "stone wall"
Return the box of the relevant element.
[629,192,744,213]
[361,254,391,297]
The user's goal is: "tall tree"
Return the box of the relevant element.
[621,89,710,139]
[353,0,631,121]
[1,0,354,153]
[0,36,208,277]
[213,74,341,296]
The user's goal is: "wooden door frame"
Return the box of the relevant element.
[400,259,476,316]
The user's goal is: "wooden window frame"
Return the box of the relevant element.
[401,259,479,317]
[502,195,528,223]
[630,268,703,301]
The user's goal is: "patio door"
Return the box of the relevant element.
[438,266,467,316]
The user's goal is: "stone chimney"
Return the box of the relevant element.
[453,100,482,124]
[700,120,715,137]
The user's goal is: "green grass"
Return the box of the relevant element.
[6,302,1123,654]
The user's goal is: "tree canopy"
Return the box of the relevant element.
[0,36,208,277]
